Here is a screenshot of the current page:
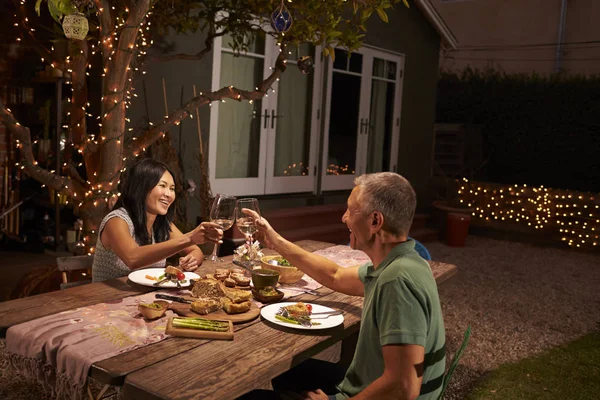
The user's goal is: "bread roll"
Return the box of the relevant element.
[224,287,252,303]
[224,277,236,287]
[222,299,251,314]
[190,298,221,315]
[191,278,227,299]
[165,266,183,276]
[232,275,250,287]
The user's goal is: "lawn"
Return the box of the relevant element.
[466,331,600,399]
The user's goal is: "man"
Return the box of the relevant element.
[245,172,446,400]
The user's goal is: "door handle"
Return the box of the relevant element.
[263,109,270,129]
[360,118,370,135]
[271,109,283,129]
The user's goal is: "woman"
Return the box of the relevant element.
[92,159,222,282]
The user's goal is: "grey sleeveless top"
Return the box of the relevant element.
[92,207,166,282]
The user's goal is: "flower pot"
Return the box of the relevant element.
[432,200,474,242]
[446,212,471,247]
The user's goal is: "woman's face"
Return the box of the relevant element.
[145,171,175,216]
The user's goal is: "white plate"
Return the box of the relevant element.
[260,302,344,330]
[128,268,200,288]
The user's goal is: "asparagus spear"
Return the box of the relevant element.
[172,317,230,332]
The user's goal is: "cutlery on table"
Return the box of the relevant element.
[155,294,192,304]
[153,276,170,286]
[280,286,319,296]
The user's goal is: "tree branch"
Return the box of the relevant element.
[148,26,225,62]
[127,44,288,156]
[0,99,85,199]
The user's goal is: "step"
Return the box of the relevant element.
[409,227,439,243]
[225,204,346,240]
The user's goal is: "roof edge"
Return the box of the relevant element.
[414,0,458,49]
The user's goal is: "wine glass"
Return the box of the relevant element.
[236,198,261,264]
[205,194,237,262]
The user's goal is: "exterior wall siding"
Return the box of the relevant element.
[130,9,443,222]
[433,0,600,75]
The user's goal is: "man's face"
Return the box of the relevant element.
[342,186,372,251]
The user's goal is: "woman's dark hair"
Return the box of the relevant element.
[114,158,175,245]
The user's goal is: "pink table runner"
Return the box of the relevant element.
[6,290,176,400]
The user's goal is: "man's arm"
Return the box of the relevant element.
[352,344,424,400]
[271,235,364,296]
[245,209,364,296]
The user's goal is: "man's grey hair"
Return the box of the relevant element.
[354,172,416,236]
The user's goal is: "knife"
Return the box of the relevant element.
[155,293,192,304]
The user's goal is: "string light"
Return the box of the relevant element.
[457,178,599,249]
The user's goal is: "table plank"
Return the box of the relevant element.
[122,291,364,400]
[91,287,335,386]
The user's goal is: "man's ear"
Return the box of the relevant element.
[371,211,384,230]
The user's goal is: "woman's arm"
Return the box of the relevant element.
[170,223,204,272]
[101,218,221,270]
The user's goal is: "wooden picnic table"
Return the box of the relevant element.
[0,240,457,398]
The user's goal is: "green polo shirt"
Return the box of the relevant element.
[335,240,446,399]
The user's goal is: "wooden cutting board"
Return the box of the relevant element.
[165,317,233,340]
[168,301,260,323]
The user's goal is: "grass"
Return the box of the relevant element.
[466,331,600,400]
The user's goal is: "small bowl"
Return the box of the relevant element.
[138,300,169,320]
[251,286,284,303]
[260,255,305,284]
[251,268,280,289]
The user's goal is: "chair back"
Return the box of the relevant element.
[438,326,471,399]
[56,255,94,290]
[409,237,432,260]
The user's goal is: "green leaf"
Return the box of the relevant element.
[376,8,389,23]
[403,0,411,8]
[329,31,343,38]
[47,0,64,23]
[35,0,42,16]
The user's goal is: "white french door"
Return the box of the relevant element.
[321,47,404,191]
[209,35,321,196]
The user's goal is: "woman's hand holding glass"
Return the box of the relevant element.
[206,194,237,262]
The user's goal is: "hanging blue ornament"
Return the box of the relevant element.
[297,55,314,75]
[271,1,293,33]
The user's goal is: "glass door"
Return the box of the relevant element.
[209,33,275,196]
[265,44,322,194]
[364,51,404,174]
[321,47,404,191]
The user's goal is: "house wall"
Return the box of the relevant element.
[433,0,600,75]
[127,29,213,227]
[364,5,442,206]
[130,8,443,225]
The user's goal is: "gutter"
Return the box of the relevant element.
[555,0,568,72]
[414,0,459,50]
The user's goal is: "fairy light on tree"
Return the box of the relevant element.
[1,0,406,251]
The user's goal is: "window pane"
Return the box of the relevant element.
[386,60,397,80]
[216,53,264,179]
[273,53,314,177]
[327,72,360,175]
[222,32,265,54]
[366,80,395,173]
[333,48,348,70]
[373,58,385,78]
[349,53,363,73]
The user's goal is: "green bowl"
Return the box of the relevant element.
[251,268,280,289]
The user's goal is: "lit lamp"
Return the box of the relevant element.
[62,12,89,40]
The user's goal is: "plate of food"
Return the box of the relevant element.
[128,266,200,288]
[260,302,344,330]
